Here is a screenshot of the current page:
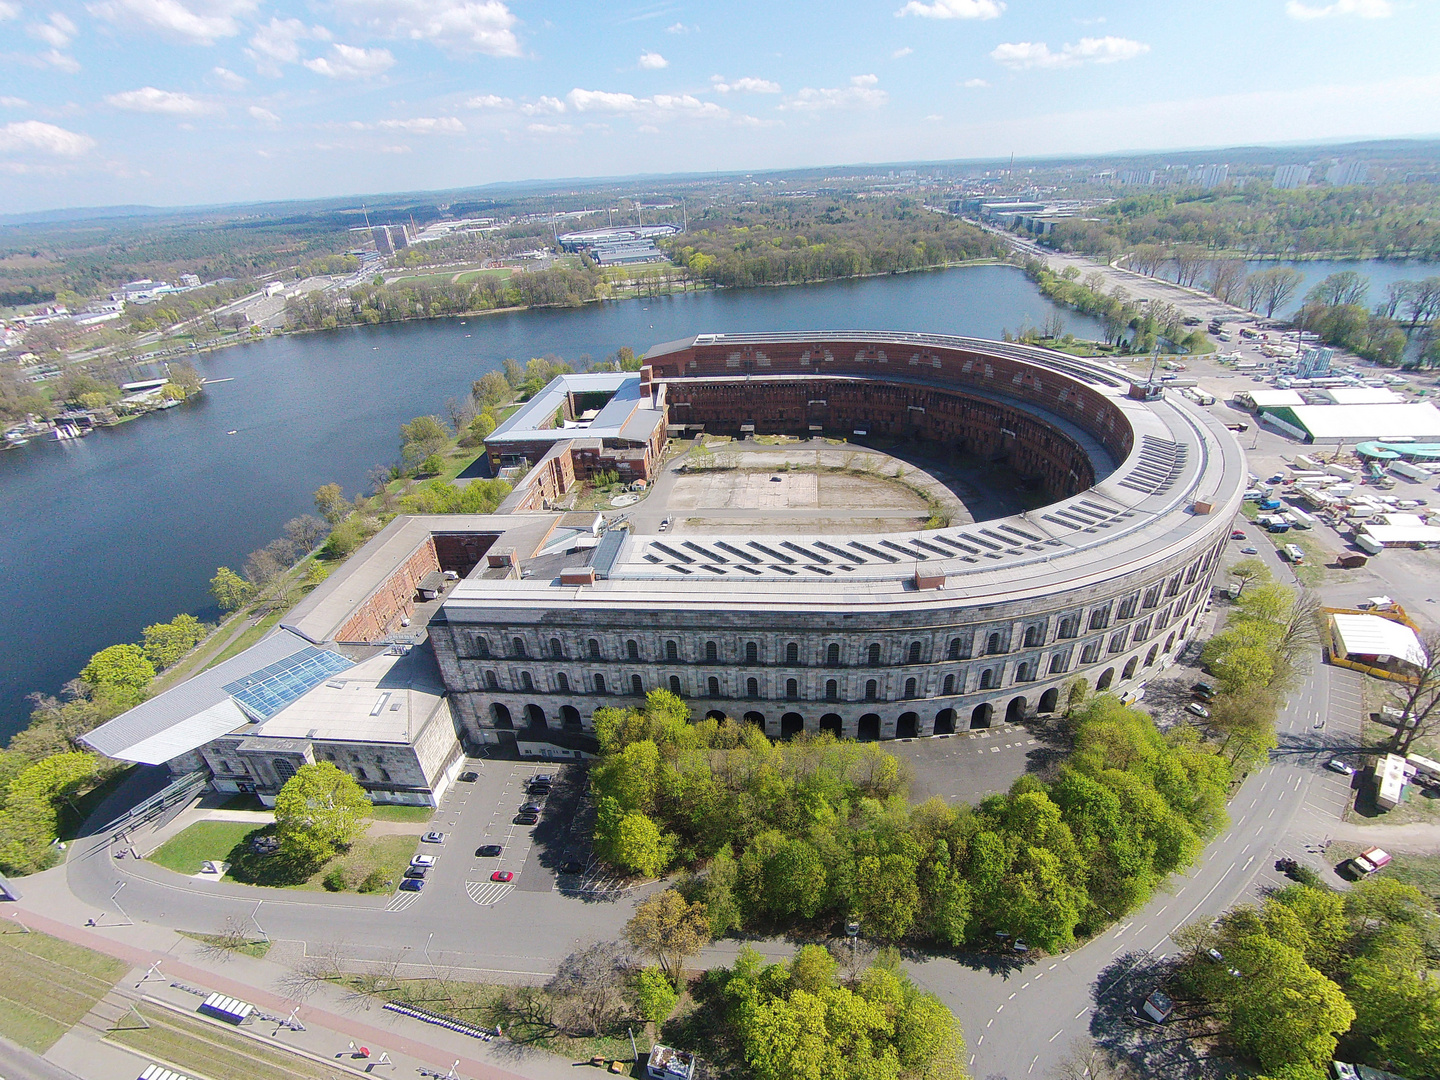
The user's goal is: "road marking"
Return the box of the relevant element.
[1049,1029,1064,1042]
[996,1003,1004,1012]
[976,1035,983,1046]
[1008,992,1017,1000]
[385,891,420,913]
[1029,1054,1039,1074]
[466,880,516,906]
[990,746,1000,753]
[1022,981,1030,989]
[1074,1007,1089,1019]
[986,1019,993,1028]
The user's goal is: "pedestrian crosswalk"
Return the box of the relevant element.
[386,890,421,913]
[466,880,515,906]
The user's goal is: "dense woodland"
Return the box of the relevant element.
[1044,183,1440,261]
[590,690,1231,954]
[667,197,1006,288]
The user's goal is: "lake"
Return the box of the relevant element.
[1152,257,1439,318]
[0,263,1106,742]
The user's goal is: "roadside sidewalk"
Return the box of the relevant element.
[5,902,600,1080]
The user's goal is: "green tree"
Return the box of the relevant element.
[854,854,920,942]
[611,811,672,877]
[1229,557,1272,596]
[634,965,680,1026]
[472,370,512,406]
[312,482,351,524]
[141,614,207,670]
[81,644,155,693]
[209,566,252,612]
[418,452,445,477]
[1223,933,1354,1072]
[788,944,838,995]
[624,889,710,988]
[273,761,372,866]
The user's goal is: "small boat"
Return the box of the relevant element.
[226,429,238,435]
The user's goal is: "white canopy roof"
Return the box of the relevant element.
[1332,613,1428,667]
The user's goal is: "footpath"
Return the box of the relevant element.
[4,866,605,1080]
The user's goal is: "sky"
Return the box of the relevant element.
[1,0,1439,212]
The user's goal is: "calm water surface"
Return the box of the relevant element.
[0,263,1105,741]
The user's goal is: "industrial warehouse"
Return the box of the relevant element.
[82,331,1248,789]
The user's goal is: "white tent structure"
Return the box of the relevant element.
[1331,613,1428,669]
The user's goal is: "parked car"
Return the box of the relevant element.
[658,518,671,532]
[1240,546,1258,554]
[560,861,586,874]
[530,774,553,788]
[514,812,539,826]
[519,802,543,815]
[1231,529,1247,540]
[459,771,479,783]
[421,831,446,844]
[1327,758,1356,776]
[490,870,515,883]
[1186,702,1211,718]
[403,865,427,879]
[410,854,436,868]
[1192,681,1216,699]
[398,878,424,892]
[475,844,503,857]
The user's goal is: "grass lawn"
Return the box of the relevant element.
[109,1003,354,1080]
[296,833,415,892]
[206,609,284,669]
[177,931,272,959]
[1384,852,1440,904]
[370,805,433,823]
[0,930,128,1052]
[150,821,259,875]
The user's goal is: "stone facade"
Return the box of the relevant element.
[336,535,441,643]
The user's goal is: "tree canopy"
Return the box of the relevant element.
[273,761,372,866]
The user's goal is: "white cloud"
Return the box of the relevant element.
[379,143,409,152]
[963,77,989,87]
[638,50,667,69]
[664,21,692,33]
[39,48,80,71]
[212,65,246,88]
[526,121,574,134]
[0,96,29,106]
[1286,0,1390,17]
[0,119,95,155]
[520,95,565,115]
[990,35,1149,69]
[0,1,20,19]
[710,75,780,94]
[892,46,913,58]
[29,11,76,46]
[466,93,513,108]
[304,43,395,79]
[85,0,259,45]
[247,104,279,123]
[650,93,726,117]
[330,0,520,56]
[106,86,215,114]
[782,74,888,110]
[897,0,1003,19]
[564,88,732,122]
[376,115,464,133]
[245,17,330,73]
[568,88,640,112]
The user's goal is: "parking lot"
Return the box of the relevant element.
[386,758,614,913]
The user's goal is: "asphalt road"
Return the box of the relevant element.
[0,1039,82,1080]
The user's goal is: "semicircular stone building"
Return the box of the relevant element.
[429,331,1247,746]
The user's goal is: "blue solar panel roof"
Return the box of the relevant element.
[222,647,354,721]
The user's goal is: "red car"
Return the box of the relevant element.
[1230,529,1246,540]
[490,870,514,882]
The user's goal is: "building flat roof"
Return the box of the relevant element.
[487,372,661,448]
[1286,403,1440,441]
[1332,613,1428,667]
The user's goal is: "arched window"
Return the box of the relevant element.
[593,673,607,694]
[475,637,491,659]
[747,677,760,699]
[557,672,569,692]
[1145,645,1159,667]
[904,677,917,699]
[746,641,759,664]
[520,671,534,691]
[1081,642,1100,664]
[979,669,994,690]
[706,640,718,662]
[669,675,683,695]
[865,679,878,701]
[666,640,678,661]
[786,642,799,665]
[631,674,644,696]
[786,678,799,700]
[589,638,601,659]
[1096,668,1114,691]
[1122,658,1138,681]
[868,643,882,666]
[1024,625,1040,647]
[550,638,566,660]
[1058,616,1077,639]
[825,679,839,701]
[512,637,527,659]
[485,671,498,690]
[708,676,721,698]
[355,765,367,781]
[943,674,955,695]
[987,632,1003,655]
[907,642,922,664]
[627,639,640,661]
[1015,663,1030,683]
[948,637,961,660]
[827,642,841,667]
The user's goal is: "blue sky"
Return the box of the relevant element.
[1,0,1438,212]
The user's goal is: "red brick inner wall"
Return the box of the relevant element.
[337,536,441,642]
[649,339,1131,473]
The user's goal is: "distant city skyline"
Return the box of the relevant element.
[1,0,1437,212]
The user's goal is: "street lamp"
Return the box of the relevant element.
[251,899,268,943]
[109,881,132,927]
